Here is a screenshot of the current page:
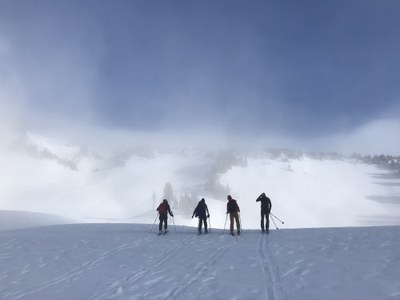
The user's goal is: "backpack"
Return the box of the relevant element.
[194,201,205,217]
[227,199,239,213]
[158,203,167,215]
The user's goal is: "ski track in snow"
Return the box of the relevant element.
[7,236,154,299]
[258,234,275,300]
[1,224,400,300]
[93,233,247,300]
[166,235,242,299]
[258,234,289,300]
[91,234,202,300]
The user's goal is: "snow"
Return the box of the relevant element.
[1,133,400,298]
[0,210,73,231]
[0,218,399,300]
[1,132,400,229]
[220,157,400,228]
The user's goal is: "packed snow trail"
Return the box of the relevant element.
[0,224,399,299]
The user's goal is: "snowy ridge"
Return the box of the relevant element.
[0,222,399,299]
[1,131,400,228]
[0,210,74,231]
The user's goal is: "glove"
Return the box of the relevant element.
[207,214,210,218]
[191,215,194,219]
[171,213,174,217]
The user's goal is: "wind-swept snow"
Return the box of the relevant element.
[2,133,400,228]
[0,210,73,231]
[1,222,399,300]
[220,157,400,228]
[1,134,400,298]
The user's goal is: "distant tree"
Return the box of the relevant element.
[163,182,177,208]
[152,191,157,209]
[180,192,198,216]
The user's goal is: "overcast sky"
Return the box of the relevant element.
[1,0,399,153]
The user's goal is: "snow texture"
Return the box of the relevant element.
[0,220,399,300]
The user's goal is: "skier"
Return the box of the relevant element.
[157,199,174,234]
[192,198,210,234]
[226,195,240,236]
[256,192,272,234]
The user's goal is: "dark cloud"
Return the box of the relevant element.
[0,0,399,152]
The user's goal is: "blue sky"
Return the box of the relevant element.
[1,0,400,151]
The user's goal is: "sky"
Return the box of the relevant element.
[1,0,400,154]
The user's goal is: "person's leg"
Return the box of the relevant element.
[230,213,234,234]
[158,215,163,232]
[266,212,270,231]
[164,215,168,231]
[234,212,240,234]
[198,218,202,234]
[261,211,265,231]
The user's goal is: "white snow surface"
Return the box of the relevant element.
[1,132,400,229]
[1,133,400,298]
[0,210,73,231]
[0,217,399,300]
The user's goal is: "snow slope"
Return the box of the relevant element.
[1,132,400,229]
[0,221,399,300]
[0,210,73,232]
[220,157,400,228]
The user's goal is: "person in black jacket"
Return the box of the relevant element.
[226,195,240,236]
[256,193,272,233]
[157,199,174,234]
[192,198,210,234]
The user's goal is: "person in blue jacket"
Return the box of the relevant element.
[192,198,210,234]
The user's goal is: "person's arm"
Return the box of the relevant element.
[269,198,272,212]
[206,205,210,217]
[168,204,174,217]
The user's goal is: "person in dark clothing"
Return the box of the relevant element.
[256,192,272,233]
[157,199,174,234]
[192,198,210,234]
[226,195,240,236]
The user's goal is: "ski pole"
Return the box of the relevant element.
[223,214,228,234]
[238,212,242,234]
[172,215,177,232]
[270,215,279,230]
[270,213,284,224]
[151,213,158,232]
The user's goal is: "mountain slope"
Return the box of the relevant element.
[0,210,73,231]
[0,222,399,300]
[2,132,400,228]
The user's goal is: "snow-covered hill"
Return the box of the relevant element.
[1,131,400,228]
[0,210,73,231]
[0,220,399,300]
